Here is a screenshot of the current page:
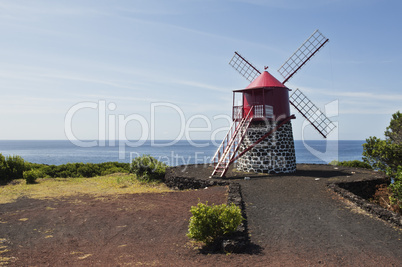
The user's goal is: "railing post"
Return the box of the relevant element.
[263,104,265,118]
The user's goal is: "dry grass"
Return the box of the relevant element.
[0,173,173,204]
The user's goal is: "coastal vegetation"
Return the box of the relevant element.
[363,111,402,209]
[0,155,131,185]
[130,154,168,182]
[0,154,25,183]
[0,154,168,185]
[329,159,372,169]
[0,154,171,204]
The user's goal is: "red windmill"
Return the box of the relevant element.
[211,30,336,178]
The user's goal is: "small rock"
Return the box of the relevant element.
[222,239,236,252]
[244,177,250,180]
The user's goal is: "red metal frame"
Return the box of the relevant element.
[211,108,254,177]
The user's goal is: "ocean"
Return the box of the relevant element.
[0,140,365,166]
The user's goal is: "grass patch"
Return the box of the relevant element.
[0,173,172,204]
[329,160,372,169]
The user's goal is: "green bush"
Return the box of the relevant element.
[5,155,26,179]
[361,111,402,210]
[38,162,129,178]
[50,164,77,178]
[363,111,402,176]
[389,166,402,209]
[99,162,130,172]
[130,155,167,181]
[23,169,43,184]
[77,163,100,177]
[101,167,129,176]
[187,202,243,245]
[0,153,7,183]
[330,160,372,169]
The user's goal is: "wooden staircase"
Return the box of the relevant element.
[211,107,253,178]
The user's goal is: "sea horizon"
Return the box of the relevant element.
[0,140,366,166]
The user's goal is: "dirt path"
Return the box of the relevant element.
[239,173,402,265]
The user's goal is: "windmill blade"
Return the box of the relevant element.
[278,30,329,84]
[289,89,336,138]
[229,51,261,82]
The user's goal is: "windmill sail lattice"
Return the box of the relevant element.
[229,52,261,82]
[289,89,336,138]
[278,30,329,84]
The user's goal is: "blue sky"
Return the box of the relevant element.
[0,0,401,141]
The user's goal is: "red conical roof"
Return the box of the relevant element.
[246,71,286,89]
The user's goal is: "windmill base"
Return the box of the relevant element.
[237,121,296,174]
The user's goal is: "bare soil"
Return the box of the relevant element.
[1,187,231,266]
[1,164,402,266]
[372,184,401,214]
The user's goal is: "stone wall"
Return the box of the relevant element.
[237,121,296,174]
[328,179,402,228]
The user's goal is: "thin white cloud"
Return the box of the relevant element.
[0,1,106,19]
[0,63,155,94]
[288,85,402,116]
[114,5,181,16]
[335,91,402,101]
[0,95,77,114]
[39,73,144,91]
[338,107,398,115]
[226,0,320,9]
[228,0,367,9]
[0,70,51,84]
[171,80,230,93]
[113,8,279,54]
[294,86,402,102]
[81,94,163,104]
